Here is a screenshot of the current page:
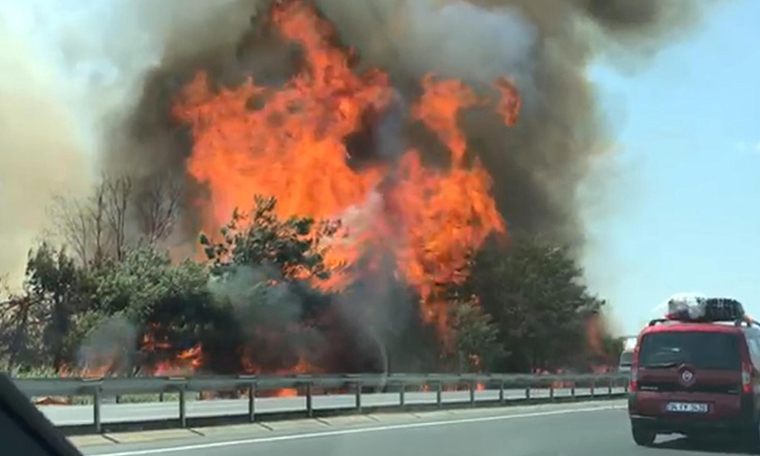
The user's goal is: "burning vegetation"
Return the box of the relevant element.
[0,0,713,378]
[174,0,515,335]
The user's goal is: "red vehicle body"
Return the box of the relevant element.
[628,318,760,450]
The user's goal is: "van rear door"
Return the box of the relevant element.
[634,330,743,419]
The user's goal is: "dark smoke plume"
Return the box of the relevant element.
[113,0,714,248]
[312,0,708,245]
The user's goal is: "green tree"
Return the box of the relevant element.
[447,294,503,373]
[201,196,339,281]
[24,243,83,371]
[86,246,220,374]
[463,235,604,372]
[200,196,339,373]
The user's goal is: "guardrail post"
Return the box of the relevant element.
[355,381,362,412]
[115,394,121,404]
[399,382,405,408]
[436,381,442,408]
[248,383,256,422]
[549,382,554,400]
[469,380,475,407]
[306,383,313,418]
[571,381,576,399]
[525,385,531,400]
[608,378,612,396]
[590,380,595,398]
[624,380,629,393]
[179,386,187,428]
[499,380,505,404]
[159,392,164,402]
[93,386,102,434]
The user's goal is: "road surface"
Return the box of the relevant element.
[72,400,751,456]
[38,387,623,426]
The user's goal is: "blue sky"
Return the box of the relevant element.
[583,0,760,334]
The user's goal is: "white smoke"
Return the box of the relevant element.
[0,0,258,286]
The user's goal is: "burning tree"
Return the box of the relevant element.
[200,196,339,374]
[173,0,517,342]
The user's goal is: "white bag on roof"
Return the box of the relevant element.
[667,293,707,319]
[666,293,745,322]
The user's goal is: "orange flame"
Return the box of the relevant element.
[173,0,519,335]
[275,388,299,397]
[152,344,203,376]
[493,77,521,127]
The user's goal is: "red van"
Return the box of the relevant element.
[628,313,760,450]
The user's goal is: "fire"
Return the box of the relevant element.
[141,330,203,376]
[412,74,482,166]
[174,0,519,335]
[493,77,521,127]
[274,388,299,398]
[152,345,203,376]
[242,350,322,376]
[59,363,113,379]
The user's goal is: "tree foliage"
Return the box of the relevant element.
[3,190,616,376]
[446,294,503,372]
[201,196,339,281]
[200,196,339,373]
[459,235,605,372]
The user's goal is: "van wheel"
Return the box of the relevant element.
[632,425,656,446]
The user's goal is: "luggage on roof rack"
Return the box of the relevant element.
[666,295,745,322]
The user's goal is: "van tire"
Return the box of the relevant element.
[632,425,656,446]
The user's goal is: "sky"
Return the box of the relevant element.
[583,0,760,335]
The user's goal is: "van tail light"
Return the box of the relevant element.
[630,368,638,392]
[742,362,753,394]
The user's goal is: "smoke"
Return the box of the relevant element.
[109,0,716,249]
[0,0,262,283]
[77,316,137,374]
[313,0,711,244]
[208,265,331,371]
[0,0,716,279]
[0,0,721,371]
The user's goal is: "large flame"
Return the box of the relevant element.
[174,0,518,337]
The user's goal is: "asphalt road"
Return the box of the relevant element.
[38,387,624,426]
[74,400,752,456]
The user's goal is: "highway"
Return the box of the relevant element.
[71,400,750,456]
[38,387,621,426]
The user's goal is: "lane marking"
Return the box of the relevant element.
[90,404,625,456]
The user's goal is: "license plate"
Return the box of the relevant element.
[666,402,709,413]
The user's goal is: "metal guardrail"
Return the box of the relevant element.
[14,373,629,433]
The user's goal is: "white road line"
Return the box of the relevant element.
[91,404,625,456]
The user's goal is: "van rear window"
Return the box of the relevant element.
[639,332,741,370]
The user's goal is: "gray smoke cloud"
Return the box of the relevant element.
[1,0,718,280]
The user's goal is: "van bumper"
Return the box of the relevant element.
[630,414,747,435]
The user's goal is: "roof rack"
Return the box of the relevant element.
[648,318,760,327]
